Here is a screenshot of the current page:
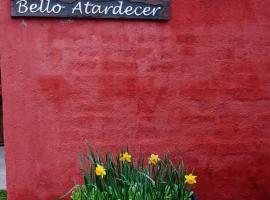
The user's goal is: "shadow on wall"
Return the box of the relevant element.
[0,63,5,190]
[0,68,3,146]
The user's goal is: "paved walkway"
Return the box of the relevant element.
[0,146,6,190]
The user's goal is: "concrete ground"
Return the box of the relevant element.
[0,146,6,190]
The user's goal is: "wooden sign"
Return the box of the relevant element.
[11,0,170,20]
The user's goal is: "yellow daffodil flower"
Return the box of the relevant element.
[185,173,197,185]
[120,152,132,162]
[95,164,106,178]
[148,154,160,165]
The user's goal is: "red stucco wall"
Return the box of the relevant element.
[1,0,270,199]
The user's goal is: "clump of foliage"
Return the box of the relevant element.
[68,145,197,200]
[0,190,6,200]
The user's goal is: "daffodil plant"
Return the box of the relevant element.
[68,144,197,200]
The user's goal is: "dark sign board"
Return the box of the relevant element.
[11,0,170,20]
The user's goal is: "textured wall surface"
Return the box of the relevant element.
[0,0,270,199]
